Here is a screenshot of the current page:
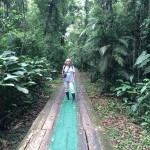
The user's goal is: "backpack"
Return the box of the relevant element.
[63,65,74,71]
[62,65,74,78]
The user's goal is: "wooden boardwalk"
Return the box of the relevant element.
[17,72,101,150]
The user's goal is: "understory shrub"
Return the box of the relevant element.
[0,51,52,130]
[114,79,150,130]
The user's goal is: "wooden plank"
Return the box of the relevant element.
[39,130,52,150]
[17,84,64,150]
[42,84,64,130]
[76,77,93,130]
[77,129,88,150]
[76,71,101,150]
[18,114,49,150]
[79,101,93,130]
[86,130,101,150]
[76,101,83,130]
[25,130,46,150]
[42,102,59,130]
[77,98,88,150]
[17,132,33,150]
[78,97,101,149]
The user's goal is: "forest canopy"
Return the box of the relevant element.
[0,0,150,146]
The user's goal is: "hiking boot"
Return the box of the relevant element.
[66,92,70,100]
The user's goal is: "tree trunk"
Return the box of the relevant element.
[6,0,10,17]
[106,0,112,11]
[44,0,55,36]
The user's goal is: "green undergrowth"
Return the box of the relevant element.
[80,72,150,150]
[0,78,62,150]
[43,78,62,95]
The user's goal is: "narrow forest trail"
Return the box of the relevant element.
[17,72,103,150]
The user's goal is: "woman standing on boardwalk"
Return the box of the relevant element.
[62,59,76,101]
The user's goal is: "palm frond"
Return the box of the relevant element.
[99,45,110,56]
[118,70,130,80]
[138,58,150,68]
[119,39,128,48]
[114,46,128,56]
[118,70,134,82]
[99,56,109,73]
[79,29,87,37]
[121,36,135,41]
[114,54,124,66]
[144,66,150,75]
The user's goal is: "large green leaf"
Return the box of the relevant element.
[114,46,128,56]
[15,85,29,94]
[121,36,135,41]
[144,66,150,75]
[4,74,18,81]
[99,56,109,73]
[137,96,146,104]
[131,104,138,112]
[114,54,124,66]
[134,51,150,67]
[20,63,28,67]
[141,86,147,94]
[0,81,15,87]
[99,45,110,56]
[12,71,25,76]
[0,51,15,58]
[119,39,128,48]
[1,56,18,61]
[23,81,36,86]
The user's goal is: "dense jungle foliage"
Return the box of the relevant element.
[0,0,150,144]
[0,0,72,130]
[66,0,150,130]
